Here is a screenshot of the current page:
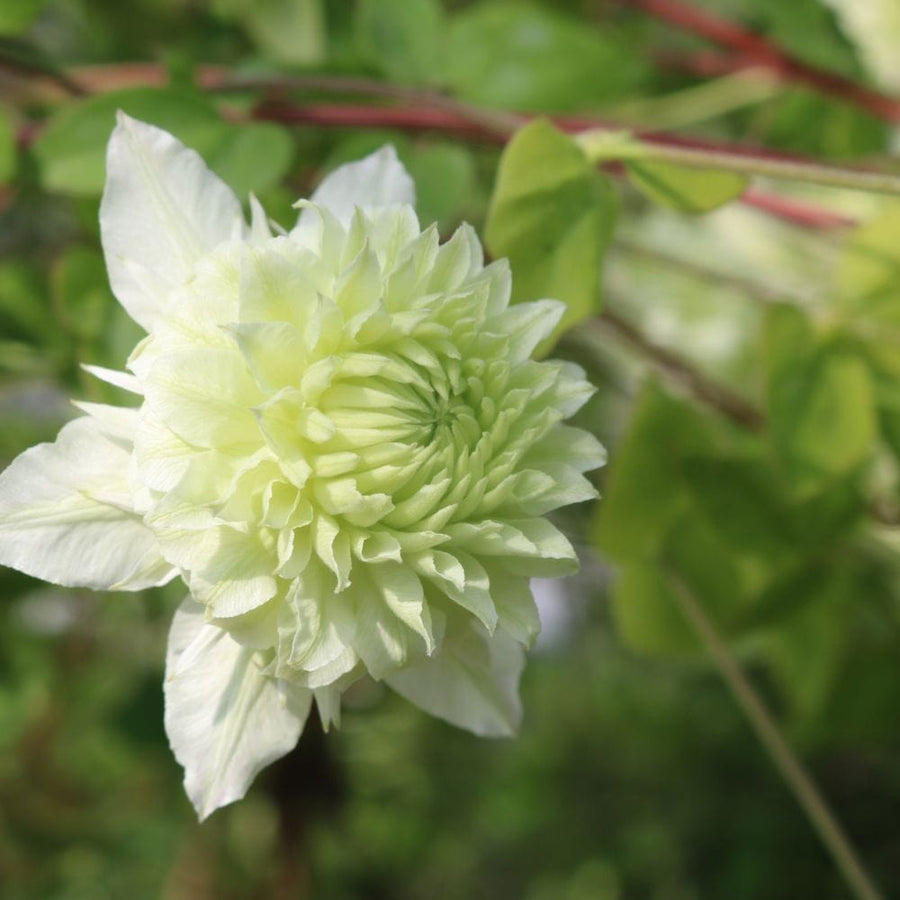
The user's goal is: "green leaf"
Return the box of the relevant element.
[405,144,476,230]
[739,560,834,632]
[764,569,850,723]
[663,514,748,631]
[765,305,876,489]
[836,201,900,313]
[612,514,745,656]
[485,118,615,340]
[0,107,14,185]
[612,564,699,656]
[33,88,225,196]
[446,2,644,111]
[627,161,747,213]
[214,0,326,65]
[593,383,711,562]
[0,0,46,34]
[681,456,795,563]
[354,0,445,85]
[0,260,54,343]
[52,247,113,343]
[207,123,294,199]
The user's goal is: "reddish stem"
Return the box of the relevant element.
[741,189,856,230]
[13,63,857,230]
[253,100,859,229]
[630,0,900,122]
[252,101,511,144]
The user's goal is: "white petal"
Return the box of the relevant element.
[164,597,313,820]
[71,401,140,439]
[0,416,175,590]
[492,299,565,362]
[293,145,414,234]
[100,113,245,331]
[386,621,525,737]
[248,193,272,244]
[81,364,142,394]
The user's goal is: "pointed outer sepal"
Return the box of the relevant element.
[81,364,143,394]
[70,401,141,443]
[0,416,175,590]
[314,684,343,731]
[248,194,272,244]
[164,597,313,821]
[385,620,525,738]
[311,668,361,731]
[100,113,245,332]
[293,145,415,233]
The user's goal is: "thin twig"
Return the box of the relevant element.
[629,0,900,123]
[251,100,512,144]
[665,570,884,900]
[591,309,766,431]
[47,63,863,230]
[0,40,87,97]
[578,128,900,196]
[741,189,856,230]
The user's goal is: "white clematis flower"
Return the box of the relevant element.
[0,114,605,819]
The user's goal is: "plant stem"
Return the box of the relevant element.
[8,62,856,229]
[664,571,884,900]
[740,188,856,230]
[590,309,766,431]
[603,68,780,131]
[577,128,900,196]
[629,0,900,124]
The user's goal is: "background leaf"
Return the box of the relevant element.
[445,1,645,111]
[627,161,748,213]
[354,0,445,85]
[33,88,224,196]
[485,118,615,339]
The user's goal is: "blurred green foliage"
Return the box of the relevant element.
[2,0,900,897]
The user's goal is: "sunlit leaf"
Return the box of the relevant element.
[765,305,876,489]
[836,201,900,314]
[485,118,615,341]
[627,161,748,213]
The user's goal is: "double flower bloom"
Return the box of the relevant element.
[0,114,605,818]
